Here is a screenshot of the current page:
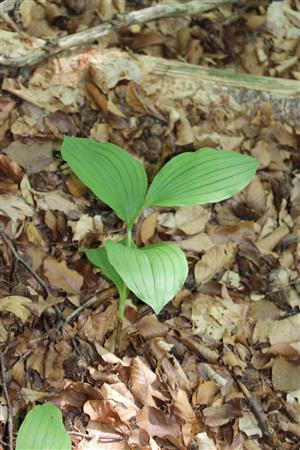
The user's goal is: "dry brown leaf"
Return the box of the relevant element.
[34,191,80,216]
[130,356,167,407]
[20,388,54,404]
[266,314,300,356]
[196,432,217,450]
[256,225,289,253]
[69,214,103,242]
[245,175,267,214]
[0,154,23,184]
[25,222,48,247]
[174,206,210,235]
[0,296,32,323]
[78,303,117,344]
[272,357,300,391]
[149,339,190,392]
[0,194,34,225]
[175,107,194,146]
[192,381,219,406]
[194,242,236,285]
[43,258,83,294]
[191,293,246,345]
[135,315,168,339]
[140,212,158,245]
[136,406,181,439]
[202,403,242,427]
[239,411,262,437]
[176,233,213,253]
[100,382,139,422]
[4,140,53,174]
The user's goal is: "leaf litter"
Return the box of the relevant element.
[1,1,300,449]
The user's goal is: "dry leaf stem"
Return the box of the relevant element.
[0,351,14,450]
[1,0,240,68]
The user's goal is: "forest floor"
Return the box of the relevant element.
[0,1,300,449]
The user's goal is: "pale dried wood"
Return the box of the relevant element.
[0,0,241,68]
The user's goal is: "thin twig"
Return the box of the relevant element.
[0,351,13,450]
[0,0,241,68]
[64,287,117,323]
[0,228,49,297]
[69,431,123,442]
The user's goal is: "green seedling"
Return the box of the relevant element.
[16,403,71,450]
[61,137,258,319]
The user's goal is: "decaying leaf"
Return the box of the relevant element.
[43,258,83,294]
[0,296,32,323]
[194,242,237,285]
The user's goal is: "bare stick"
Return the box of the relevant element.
[64,287,117,323]
[0,351,13,450]
[69,431,123,442]
[1,0,241,68]
[0,228,50,297]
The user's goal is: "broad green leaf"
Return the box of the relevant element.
[105,240,188,314]
[61,137,148,225]
[16,403,71,450]
[83,246,125,294]
[144,148,259,208]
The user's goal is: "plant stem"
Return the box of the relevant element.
[127,225,132,247]
[117,292,126,320]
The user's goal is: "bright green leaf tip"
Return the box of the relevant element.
[16,403,71,450]
[61,136,148,226]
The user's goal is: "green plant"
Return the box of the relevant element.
[61,137,258,318]
[16,403,71,450]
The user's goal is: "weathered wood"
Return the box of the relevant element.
[0,0,240,69]
[136,55,300,126]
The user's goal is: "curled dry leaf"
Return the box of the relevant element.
[70,214,103,242]
[43,257,83,294]
[100,382,139,422]
[140,211,158,245]
[130,356,168,407]
[202,403,243,427]
[0,296,32,323]
[256,225,289,253]
[239,411,262,437]
[0,194,34,224]
[192,381,219,406]
[265,314,300,356]
[78,302,118,344]
[191,293,246,345]
[0,154,23,184]
[194,242,237,285]
[245,175,267,214]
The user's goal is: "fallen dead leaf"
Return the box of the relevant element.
[43,258,83,294]
[272,357,300,391]
[136,406,181,439]
[0,296,32,323]
[194,242,237,285]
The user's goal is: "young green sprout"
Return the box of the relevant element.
[61,137,258,319]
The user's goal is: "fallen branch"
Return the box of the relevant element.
[1,0,241,68]
[0,351,14,450]
[0,228,49,297]
[135,53,300,126]
[64,286,117,323]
